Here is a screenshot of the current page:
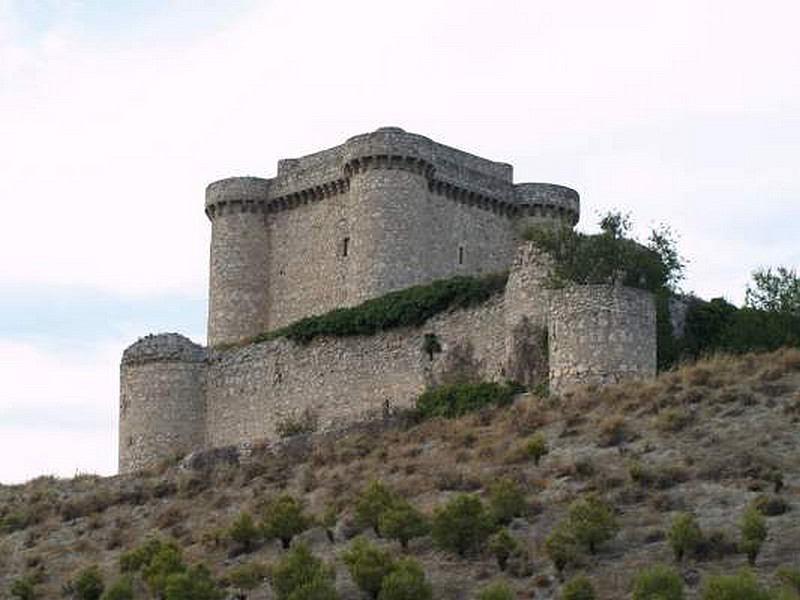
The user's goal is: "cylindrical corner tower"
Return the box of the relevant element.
[514,183,580,231]
[343,127,436,302]
[548,285,656,393]
[119,333,207,473]
[205,177,271,347]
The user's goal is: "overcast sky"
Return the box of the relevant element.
[1,0,798,484]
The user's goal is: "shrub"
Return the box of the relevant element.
[477,580,515,600]
[276,408,318,438]
[777,566,800,593]
[286,575,340,600]
[228,511,261,553]
[142,540,186,597]
[700,570,772,600]
[668,512,703,561]
[754,495,790,516]
[99,576,134,600]
[597,415,633,447]
[525,434,549,465]
[377,557,432,600]
[269,543,336,600]
[545,525,580,574]
[261,495,310,549]
[489,529,519,571]
[355,481,397,535]
[377,501,429,550]
[560,575,596,600]
[415,381,523,420]
[239,273,507,347]
[163,563,224,600]
[73,565,105,600]
[120,538,176,573]
[631,565,685,600]
[342,538,396,600]
[567,495,619,554]
[739,506,768,565]
[488,479,528,526]
[10,576,36,600]
[432,493,494,557]
[226,562,268,590]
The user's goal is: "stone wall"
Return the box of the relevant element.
[548,285,657,393]
[119,334,207,473]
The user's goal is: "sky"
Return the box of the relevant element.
[0,0,798,484]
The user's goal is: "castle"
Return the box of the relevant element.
[119,127,656,474]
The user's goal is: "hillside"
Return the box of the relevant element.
[2,349,800,599]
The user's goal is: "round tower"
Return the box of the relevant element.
[548,285,656,393]
[514,183,580,232]
[119,333,207,473]
[342,127,436,302]
[205,177,271,347]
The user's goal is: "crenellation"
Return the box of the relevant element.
[118,128,658,474]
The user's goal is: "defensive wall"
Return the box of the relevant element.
[119,244,657,473]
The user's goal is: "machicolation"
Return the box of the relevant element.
[119,127,656,473]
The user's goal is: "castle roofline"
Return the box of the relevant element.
[122,333,207,366]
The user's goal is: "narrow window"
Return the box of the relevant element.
[342,237,350,257]
[458,245,464,265]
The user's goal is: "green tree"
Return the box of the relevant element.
[342,538,396,600]
[667,512,703,561]
[355,481,397,535]
[164,564,224,600]
[73,565,105,600]
[488,478,528,526]
[261,495,310,549]
[99,575,134,600]
[269,543,335,600]
[739,506,768,565]
[560,575,596,600]
[378,500,429,550]
[142,540,186,597]
[567,495,619,554]
[228,511,261,553]
[477,580,515,600]
[432,493,494,557]
[745,266,800,316]
[489,529,519,572]
[545,525,579,575]
[377,557,432,600]
[631,565,685,600]
[286,576,340,600]
[700,570,772,600]
[525,434,549,465]
[10,576,36,600]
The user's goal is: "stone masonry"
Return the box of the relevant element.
[119,128,656,473]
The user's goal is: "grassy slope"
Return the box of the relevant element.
[1,349,799,599]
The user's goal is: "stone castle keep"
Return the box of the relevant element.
[119,127,656,474]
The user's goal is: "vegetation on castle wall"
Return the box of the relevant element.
[222,272,508,348]
[414,381,525,420]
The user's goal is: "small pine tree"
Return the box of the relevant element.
[631,565,685,600]
[477,580,515,600]
[73,565,104,600]
[261,495,310,549]
[355,481,396,535]
[342,538,396,600]
[489,529,519,572]
[667,512,703,561]
[526,434,549,465]
[378,501,429,550]
[432,493,494,557]
[739,506,768,565]
[560,575,596,600]
[10,576,36,600]
[163,564,224,600]
[377,557,432,600]
[567,495,619,554]
[701,569,772,600]
[143,540,186,597]
[228,511,261,553]
[545,525,579,575]
[488,479,528,526]
[286,575,340,600]
[269,543,335,600]
[99,575,134,600]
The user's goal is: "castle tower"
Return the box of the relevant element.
[548,285,656,393]
[119,334,207,473]
[205,177,271,347]
[514,183,580,232]
[342,128,437,302]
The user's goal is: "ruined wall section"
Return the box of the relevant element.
[205,296,507,448]
[548,285,656,393]
[119,334,207,473]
